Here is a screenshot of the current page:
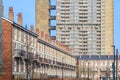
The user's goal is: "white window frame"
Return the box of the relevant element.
[14,28,17,40]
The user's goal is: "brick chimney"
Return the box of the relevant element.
[17,12,23,26]
[36,28,39,34]
[8,6,14,21]
[30,25,34,32]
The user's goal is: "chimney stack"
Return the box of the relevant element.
[8,6,14,21]
[30,25,34,32]
[17,12,23,26]
[36,28,39,34]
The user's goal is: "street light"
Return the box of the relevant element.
[116,49,119,80]
[86,59,89,80]
[62,57,64,80]
[111,45,115,80]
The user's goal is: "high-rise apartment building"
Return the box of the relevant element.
[36,0,50,35]
[56,0,114,55]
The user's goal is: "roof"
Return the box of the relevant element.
[2,17,38,37]
[75,55,120,60]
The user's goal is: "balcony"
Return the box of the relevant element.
[50,26,56,30]
[41,58,50,64]
[50,5,56,10]
[14,49,33,60]
[41,58,45,63]
[50,16,56,20]
[23,53,33,60]
[14,49,23,58]
[33,54,39,61]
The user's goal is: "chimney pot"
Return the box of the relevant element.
[9,6,13,11]
[18,13,22,17]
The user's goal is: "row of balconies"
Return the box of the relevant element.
[14,49,39,62]
[14,49,76,70]
[40,58,76,70]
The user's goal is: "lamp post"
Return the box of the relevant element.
[26,46,29,80]
[62,57,64,80]
[116,49,118,80]
[112,45,115,80]
[77,56,79,78]
[86,59,89,80]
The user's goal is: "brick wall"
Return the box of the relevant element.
[0,19,13,80]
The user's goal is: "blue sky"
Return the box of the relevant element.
[3,0,120,52]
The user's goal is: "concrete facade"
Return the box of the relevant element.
[56,0,114,55]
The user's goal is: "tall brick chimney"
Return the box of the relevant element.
[30,25,34,32]
[36,28,39,34]
[8,6,14,21]
[17,12,23,26]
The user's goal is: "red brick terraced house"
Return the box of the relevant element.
[0,7,76,80]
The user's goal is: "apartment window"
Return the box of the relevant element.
[17,43,21,49]
[18,30,21,41]
[24,33,26,43]
[24,46,26,51]
[14,60,17,72]
[14,28,17,40]
[31,36,33,46]
[34,38,36,47]
[27,34,30,44]
[18,60,21,72]
[14,42,17,49]
[23,61,26,72]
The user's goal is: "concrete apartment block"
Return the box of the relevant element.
[56,0,114,55]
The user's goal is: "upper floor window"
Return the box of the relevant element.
[14,28,17,40]
[17,43,21,49]
[14,42,17,49]
[18,30,21,41]
[34,38,36,47]
[24,32,26,43]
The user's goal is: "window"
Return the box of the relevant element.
[17,43,21,49]
[14,28,17,40]
[18,30,21,41]
[31,36,33,46]
[18,60,21,72]
[14,42,17,49]
[34,38,36,47]
[13,60,17,72]
[23,61,26,72]
[24,33,26,43]
[24,46,26,51]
